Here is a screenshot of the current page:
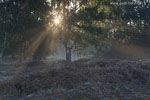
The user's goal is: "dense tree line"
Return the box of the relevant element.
[0,0,149,61]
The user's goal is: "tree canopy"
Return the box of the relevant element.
[0,0,149,60]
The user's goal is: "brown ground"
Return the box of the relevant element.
[0,59,150,100]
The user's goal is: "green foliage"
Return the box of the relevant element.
[0,0,149,59]
[0,0,51,58]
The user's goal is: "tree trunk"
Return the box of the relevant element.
[66,47,72,63]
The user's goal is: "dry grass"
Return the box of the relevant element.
[0,59,150,97]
